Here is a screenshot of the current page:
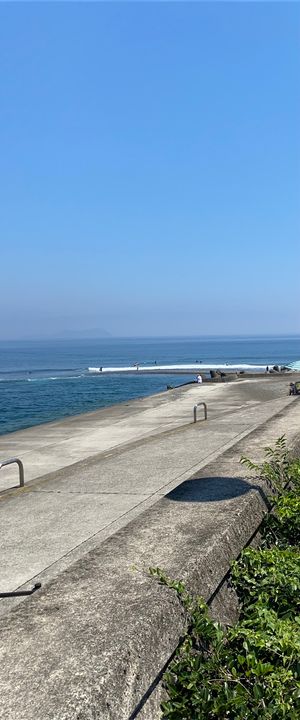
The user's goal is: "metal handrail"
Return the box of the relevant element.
[193,402,208,423]
[0,457,24,487]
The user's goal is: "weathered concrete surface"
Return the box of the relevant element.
[0,378,296,596]
[0,395,299,720]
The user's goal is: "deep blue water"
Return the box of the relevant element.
[0,336,299,436]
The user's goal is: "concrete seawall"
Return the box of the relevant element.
[0,377,299,719]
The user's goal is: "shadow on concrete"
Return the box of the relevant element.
[167,476,269,505]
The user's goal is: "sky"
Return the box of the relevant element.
[0,1,299,339]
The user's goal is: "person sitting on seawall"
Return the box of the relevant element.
[197,374,203,384]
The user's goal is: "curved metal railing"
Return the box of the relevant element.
[0,457,24,488]
[193,402,208,423]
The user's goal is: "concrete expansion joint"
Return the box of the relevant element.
[32,489,151,497]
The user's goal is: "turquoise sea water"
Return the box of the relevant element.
[0,336,299,436]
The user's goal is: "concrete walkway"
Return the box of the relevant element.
[0,377,290,488]
[0,376,295,598]
[0,390,299,720]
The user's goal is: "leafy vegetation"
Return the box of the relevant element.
[150,438,300,719]
[240,435,293,494]
[263,492,300,548]
[231,546,300,618]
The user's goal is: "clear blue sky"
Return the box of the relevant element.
[0,2,299,339]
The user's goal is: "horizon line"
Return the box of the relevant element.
[1,333,300,342]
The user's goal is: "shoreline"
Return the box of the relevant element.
[0,373,298,493]
[0,378,197,439]
[0,370,298,440]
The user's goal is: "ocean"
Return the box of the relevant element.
[0,336,299,436]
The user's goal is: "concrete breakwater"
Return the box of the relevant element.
[0,376,299,719]
[88,362,274,374]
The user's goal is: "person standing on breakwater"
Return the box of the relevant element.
[197,374,203,384]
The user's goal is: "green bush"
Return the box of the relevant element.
[263,492,300,547]
[231,546,300,618]
[158,581,300,719]
[287,458,300,492]
[230,609,300,678]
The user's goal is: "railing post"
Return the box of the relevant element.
[0,458,25,488]
[16,458,25,487]
[193,402,207,423]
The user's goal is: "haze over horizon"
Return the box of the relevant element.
[1,330,300,344]
[1,2,299,340]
